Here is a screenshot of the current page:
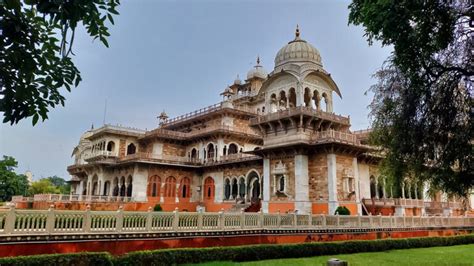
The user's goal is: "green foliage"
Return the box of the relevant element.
[153,204,162,212]
[28,178,61,195]
[46,175,70,194]
[348,1,473,197]
[0,252,113,266]
[0,156,29,201]
[0,235,472,265]
[334,206,350,215]
[0,0,120,125]
[115,235,474,266]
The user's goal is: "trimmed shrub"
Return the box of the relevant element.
[1,235,473,265]
[0,252,112,266]
[153,204,162,212]
[115,234,474,266]
[334,206,350,215]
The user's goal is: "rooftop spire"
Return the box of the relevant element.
[295,24,300,38]
[256,55,260,65]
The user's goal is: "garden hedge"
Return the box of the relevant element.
[0,235,473,265]
[115,234,474,265]
[0,252,112,266]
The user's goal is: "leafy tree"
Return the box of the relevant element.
[0,156,29,201]
[349,1,473,198]
[47,175,70,194]
[1,0,120,125]
[28,178,61,195]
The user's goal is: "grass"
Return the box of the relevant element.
[193,244,474,266]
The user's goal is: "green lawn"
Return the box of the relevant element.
[193,244,474,266]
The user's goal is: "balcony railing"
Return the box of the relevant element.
[249,106,350,125]
[144,124,261,140]
[0,208,472,236]
[83,150,116,160]
[119,152,200,166]
[362,198,463,209]
[312,130,360,146]
[29,194,134,203]
[161,102,257,127]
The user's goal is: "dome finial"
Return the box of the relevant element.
[295,24,300,38]
[256,55,260,65]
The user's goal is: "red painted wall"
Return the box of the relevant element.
[0,229,470,258]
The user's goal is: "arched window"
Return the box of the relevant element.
[262,106,265,113]
[113,177,119,196]
[180,177,191,198]
[377,177,384,199]
[289,88,296,107]
[278,175,285,192]
[127,143,136,155]
[91,175,98,195]
[147,175,161,197]
[126,175,133,197]
[103,181,110,196]
[106,141,115,152]
[190,148,197,160]
[321,92,328,112]
[228,143,238,155]
[224,179,231,200]
[239,178,246,198]
[223,146,227,156]
[231,179,238,199]
[207,143,215,160]
[204,177,215,200]
[164,176,177,198]
[279,90,287,109]
[370,175,376,198]
[120,176,126,196]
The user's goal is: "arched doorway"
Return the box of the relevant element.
[247,170,261,202]
[228,143,238,155]
[204,177,215,200]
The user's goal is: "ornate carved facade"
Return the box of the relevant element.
[66,27,463,216]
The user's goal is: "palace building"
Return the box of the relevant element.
[64,27,464,216]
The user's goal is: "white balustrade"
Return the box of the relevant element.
[0,207,472,236]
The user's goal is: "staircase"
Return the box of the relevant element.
[245,199,261,212]
[227,203,250,213]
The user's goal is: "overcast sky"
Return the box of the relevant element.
[0,0,392,180]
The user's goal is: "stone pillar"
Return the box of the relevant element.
[327,154,338,215]
[382,178,387,199]
[262,158,271,213]
[375,178,379,199]
[198,143,205,163]
[78,180,84,196]
[296,81,304,107]
[402,182,405,199]
[352,158,362,215]
[294,155,310,214]
[217,139,224,161]
[131,165,148,201]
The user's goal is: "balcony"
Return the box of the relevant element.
[362,198,464,210]
[84,150,117,161]
[160,102,257,128]
[311,130,361,146]
[143,124,262,141]
[249,106,350,126]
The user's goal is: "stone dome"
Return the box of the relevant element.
[233,75,242,85]
[247,56,268,80]
[274,26,322,68]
